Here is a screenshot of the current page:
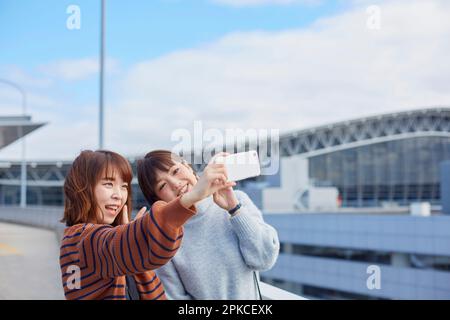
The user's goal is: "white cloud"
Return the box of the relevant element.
[0,67,60,118]
[105,0,450,157]
[0,120,98,161]
[0,66,98,160]
[0,89,99,160]
[39,57,119,81]
[0,65,53,89]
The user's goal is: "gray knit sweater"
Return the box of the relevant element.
[155,190,280,300]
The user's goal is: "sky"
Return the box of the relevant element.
[0,0,449,160]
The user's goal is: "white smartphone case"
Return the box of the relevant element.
[214,150,261,182]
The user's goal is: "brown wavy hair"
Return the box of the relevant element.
[61,150,133,226]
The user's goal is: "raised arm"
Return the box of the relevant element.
[76,197,196,278]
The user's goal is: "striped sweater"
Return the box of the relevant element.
[59,197,196,300]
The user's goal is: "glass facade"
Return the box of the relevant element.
[0,163,149,210]
[309,137,450,207]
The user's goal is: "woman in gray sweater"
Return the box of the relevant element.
[137,150,280,300]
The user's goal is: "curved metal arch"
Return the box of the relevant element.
[279,107,450,157]
[300,132,450,159]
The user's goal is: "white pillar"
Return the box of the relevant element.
[262,155,309,213]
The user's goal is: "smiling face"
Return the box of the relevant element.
[154,161,198,203]
[94,168,129,225]
[62,150,133,227]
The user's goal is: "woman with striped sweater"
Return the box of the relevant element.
[59,150,234,300]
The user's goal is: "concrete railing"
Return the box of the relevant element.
[260,282,308,300]
[0,205,65,240]
[0,205,308,300]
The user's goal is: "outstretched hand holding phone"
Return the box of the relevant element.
[180,161,236,209]
[209,152,240,211]
[210,151,262,211]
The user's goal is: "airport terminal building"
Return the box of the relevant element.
[2,108,450,209]
[255,107,450,212]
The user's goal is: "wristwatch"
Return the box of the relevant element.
[228,202,242,215]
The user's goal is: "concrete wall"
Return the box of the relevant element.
[440,160,450,215]
[262,213,450,299]
[263,254,450,300]
[264,214,450,256]
[0,206,65,241]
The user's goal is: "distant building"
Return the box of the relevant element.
[0,115,46,205]
[0,115,45,151]
[2,108,450,209]
[254,107,450,211]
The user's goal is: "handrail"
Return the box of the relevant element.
[260,282,308,300]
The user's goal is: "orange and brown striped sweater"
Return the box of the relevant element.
[59,197,196,300]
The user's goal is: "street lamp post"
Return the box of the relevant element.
[0,79,27,207]
[99,0,105,149]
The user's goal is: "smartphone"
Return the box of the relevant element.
[213,150,261,182]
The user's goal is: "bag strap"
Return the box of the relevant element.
[125,275,140,300]
[253,271,262,300]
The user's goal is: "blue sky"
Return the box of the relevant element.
[1,0,450,160]
[0,0,347,67]
[0,0,347,158]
